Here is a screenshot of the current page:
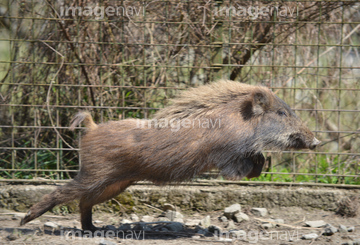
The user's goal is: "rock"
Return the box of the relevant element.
[339,224,348,232]
[224,204,241,219]
[185,219,201,227]
[165,210,183,221]
[165,222,184,232]
[157,217,171,222]
[233,212,249,223]
[28,219,41,225]
[262,223,273,229]
[140,215,154,222]
[160,227,169,232]
[105,225,117,231]
[99,239,117,245]
[118,223,131,230]
[94,220,103,224]
[305,220,327,228]
[130,213,139,222]
[229,229,246,238]
[219,238,233,242]
[219,216,228,222]
[121,219,132,224]
[196,228,211,236]
[251,208,268,217]
[6,234,19,241]
[173,218,184,223]
[12,214,23,220]
[301,233,319,240]
[273,218,284,225]
[342,240,360,245]
[44,221,60,230]
[200,215,211,228]
[163,203,175,211]
[226,220,236,230]
[192,235,201,239]
[208,225,221,235]
[323,224,338,236]
[347,226,355,232]
[133,223,152,231]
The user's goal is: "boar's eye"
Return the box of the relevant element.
[277,110,287,117]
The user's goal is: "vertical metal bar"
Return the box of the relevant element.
[211,0,223,81]
[338,3,345,184]
[314,2,322,184]
[293,1,299,183]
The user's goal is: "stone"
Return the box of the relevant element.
[165,210,183,221]
[99,239,117,245]
[233,212,249,223]
[120,219,132,224]
[229,229,247,239]
[273,218,284,224]
[323,224,338,236]
[208,225,221,235]
[301,233,319,240]
[173,218,184,223]
[94,220,103,224]
[219,238,233,242]
[6,234,19,241]
[163,203,175,211]
[224,204,241,219]
[130,213,139,222]
[28,219,41,225]
[262,223,273,229]
[200,215,211,228]
[305,220,327,228]
[105,225,117,231]
[339,224,348,232]
[165,222,184,232]
[118,223,131,230]
[185,219,201,227]
[342,240,360,245]
[226,220,236,230]
[157,217,171,222]
[219,216,228,222]
[133,223,152,231]
[347,226,355,232]
[140,215,154,222]
[44,221,60,230]
[196,228,210,236]
[251,208,268,217]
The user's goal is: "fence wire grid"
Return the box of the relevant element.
[0,0,359,186]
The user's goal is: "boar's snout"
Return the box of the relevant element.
[309,137,321,150]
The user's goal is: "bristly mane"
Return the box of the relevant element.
[153,80,270,121]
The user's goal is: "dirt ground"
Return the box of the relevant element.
[0,206,359,245]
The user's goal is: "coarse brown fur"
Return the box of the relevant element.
[20,80,320,231]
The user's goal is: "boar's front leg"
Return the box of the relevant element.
[245,153,265,179]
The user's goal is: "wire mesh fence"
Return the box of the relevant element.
[0,0,359,186]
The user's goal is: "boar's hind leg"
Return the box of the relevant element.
[80,180,133,231]
[245,153,265,179]
[20,181,81,226]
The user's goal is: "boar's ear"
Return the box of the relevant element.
[252,90,271,115]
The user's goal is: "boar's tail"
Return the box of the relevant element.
[69,111,98,131]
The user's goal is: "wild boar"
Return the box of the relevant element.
[21,80,320,231]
